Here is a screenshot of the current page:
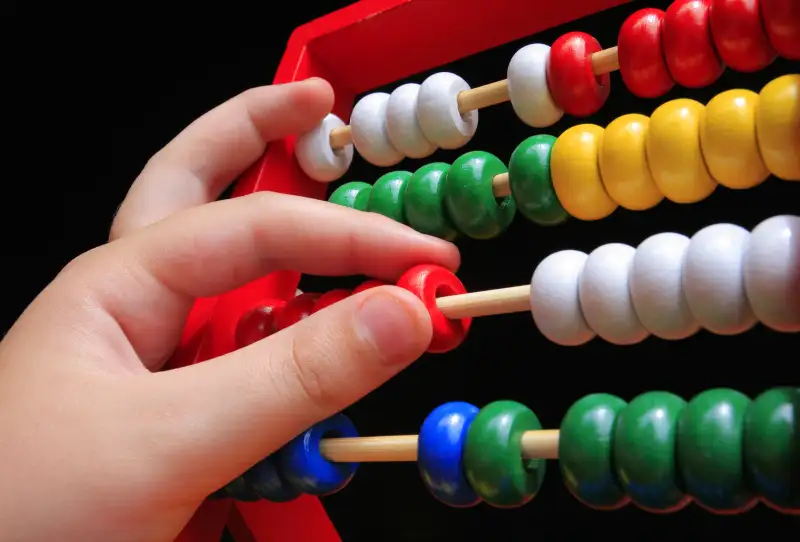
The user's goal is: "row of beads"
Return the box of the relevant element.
[532,214,799,346]
[558,387,798,514]
[620,0,799,97]
[215,412,359,501]
[234,280,387,349]
[294,0,800,182]
[218,387,799,516]
[328,154,516,241]
[329,75,799,240]
[243,214,797,354]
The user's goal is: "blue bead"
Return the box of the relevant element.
[221,475,261,501]
[418,401,481,507]
[243,455,302,502]
[278,413,359,495]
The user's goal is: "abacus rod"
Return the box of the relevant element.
[436,285,531,319]
[318,429,559,463]
[328,46,620,150]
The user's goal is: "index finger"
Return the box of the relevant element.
[110,78,334,240]
[62,192,460,368]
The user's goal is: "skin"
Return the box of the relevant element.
[0,78,460,541]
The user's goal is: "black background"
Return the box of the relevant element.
[6,1,799,541]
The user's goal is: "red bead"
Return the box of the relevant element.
[663,0,725,88]
[546,31,611,117]
[235,299,287,348]
[353,279,387,294]
[617,8,675,98]
[396,264,471,354]
[274,292,320,331]
[312,289,351,313]
[710,0,777,71]
[761,0,800,59]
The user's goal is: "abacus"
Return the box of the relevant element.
[169,1,799,540]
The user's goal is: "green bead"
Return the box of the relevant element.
[368,171,412,223]
[443,151,516,239]
[329,181,372,211]
[614,391,691,512]
[559,393,629,510]
[677,388,756,513]
[404,163,458,241]
[743,387,800,513]
[508,135,568,226]
[464,400,546,507]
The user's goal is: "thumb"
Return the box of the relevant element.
[142,285,431,495]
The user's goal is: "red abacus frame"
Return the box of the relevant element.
[169,0,631,540]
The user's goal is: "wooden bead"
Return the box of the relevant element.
[418,402,482,507]
[760,0,800,59]
[662,0,724,88]
[677,389,757,514]
[699,89,769,189]
[683,223,756,335]
[743,387,800,514]
[328,181,372,211]
[616,8,675,98]
[559,393,630,510]
[550,124,617,220]
[598,114,663,210]
[350,93,404,166]
[278,413,359,495]
[396,264,471,353]
[578,243,650,345]
[274,293,320,331]
[709,0,777,72]
[235,299,287,348]
[755,74,800,180]
[742,215,800,332]
[312,289,351,313]
[404,163,459,241]
[507,134,568,225]
[368,171,412,223]
[464,400,546,507]
[546,32,611,117]
[353,279,387,294]
[646,98,717,203]
[614,392,691,513]
[444,151,516,239]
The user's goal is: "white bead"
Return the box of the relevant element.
[294,113,353,182]
[743,215,800,332]
[417,72,478,149]
[683,223,756,335]
[385,83,436,159]
[507,44,564,127]
[630,233,700,340]
[579,243,650,345]
[530,250,595,346]
[350,93,403,167]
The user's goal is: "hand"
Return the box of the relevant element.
[0,78,459,542]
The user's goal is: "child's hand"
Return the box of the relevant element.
[0,78,459,541]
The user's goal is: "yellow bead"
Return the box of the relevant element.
[756,74,800,181]
[599,114,664,211]
[646,99,717,204]
[551,124,617,221]
[699,89,769,190]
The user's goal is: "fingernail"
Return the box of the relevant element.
[355,290,424,366]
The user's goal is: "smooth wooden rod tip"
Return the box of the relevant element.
[319,430,559,463]
[328,46,620,150]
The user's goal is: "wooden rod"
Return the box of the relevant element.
[319,429,559,463]
[328,46,619,150]
[436,285,531,319]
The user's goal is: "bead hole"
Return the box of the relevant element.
[434,282,459,301]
